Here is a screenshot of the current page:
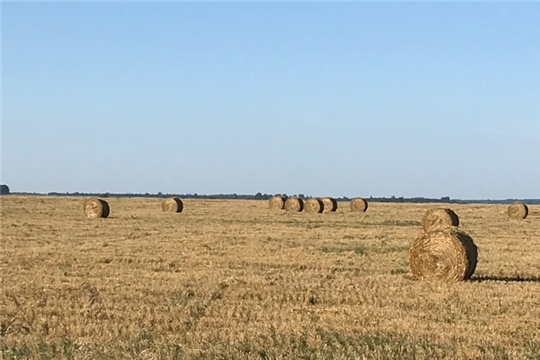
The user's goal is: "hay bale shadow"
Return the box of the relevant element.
[470,275,540,283]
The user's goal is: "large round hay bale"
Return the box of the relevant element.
[284,197,304,212]
[321,197,338,212]
[269,195,286,210]
[304,198,324,213]
[508,201,528,220]
[409,228,478,281]
[162,197,183,213]
[422,208,459,232]
[83,198,110,219]
[350,197,368,212]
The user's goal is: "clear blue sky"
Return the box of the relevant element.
[2,2,539,199]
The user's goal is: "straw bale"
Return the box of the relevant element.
[422,208,459,232]
[83,198,110,219]
[410,228,478,281]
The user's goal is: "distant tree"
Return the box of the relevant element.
[1,184,10,195]
[254,192,263,200]
[441,196,450,202]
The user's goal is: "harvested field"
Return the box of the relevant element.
[1,196,540,359]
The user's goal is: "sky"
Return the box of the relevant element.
[2,2,539,199]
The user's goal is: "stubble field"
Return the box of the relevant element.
[1,196,539,359]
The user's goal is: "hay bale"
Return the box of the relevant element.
[83,198,110,219]
[305,198,324,213]
[162,197,183,213]
[508,201,528,220]
[321,197,338,213]
[409,228,478,281]
[269,195,286,210]
[422,208,459,232]
[284,197,304,212]
[350,197,368,212]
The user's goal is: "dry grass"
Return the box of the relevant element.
[1,196,540,359]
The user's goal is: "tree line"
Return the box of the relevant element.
[42,191,540,204]
[2,184,538,204]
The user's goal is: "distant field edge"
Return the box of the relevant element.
[3,192,540,205]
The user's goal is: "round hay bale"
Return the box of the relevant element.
[284,197,304,212]
[422,208,459,232]
[83,198,110,219]
[269,195,286,210]
[304,198,324,213]
[409,228,478,281]
[508,201,528,220]
[321,197,338,213]
[350,197,368,212]
[162,197,183,213]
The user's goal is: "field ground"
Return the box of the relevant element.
[1,196,540,359]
